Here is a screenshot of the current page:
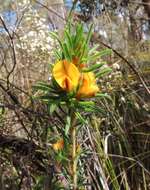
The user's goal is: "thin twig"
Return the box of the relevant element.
[71,111,77,190]
[0,16,17,88]
[35,0,67,23]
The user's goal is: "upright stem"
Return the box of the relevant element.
[71,112,77,190]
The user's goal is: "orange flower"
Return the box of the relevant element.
[53,60,80,92]
[52,139,64,151]
[77,72,99,98]
[53,59,99,98]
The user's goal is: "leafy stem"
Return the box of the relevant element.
[71,110,77,190]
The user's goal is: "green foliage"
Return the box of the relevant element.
[34,23,111,117]
[32,22,112,189]
[50,23,111,67]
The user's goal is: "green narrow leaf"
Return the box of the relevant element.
[49,103,57,114]
[87,49,112,62]
[82,62,105,72]
[33,83,52,92]
[97,49,112,57]
[77,101,97,112]
[65,30,73,50]
[75,112,87,124]
[89,44,99,55]
[96,93,112,101]
[78,101,105,114]
[85,23,93,45]
[50,32,64,51]
[63,42,72,61]
[54,49,62,59]
[65,116,71,136]
[78,25,93,60]
[96,67,112,78]
[92,105,105,114]
[78,101,95,107]
[74,24,84,47]
[78,42,87,60]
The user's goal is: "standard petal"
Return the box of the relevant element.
[53,60,80,92]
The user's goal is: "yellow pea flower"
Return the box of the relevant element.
[53,60,80,92]
[52,139,64,151]
[77,72,99,98]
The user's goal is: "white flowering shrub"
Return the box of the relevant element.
[16,3,54,53]
[12,0,59,97]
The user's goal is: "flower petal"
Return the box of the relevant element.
[77,72,99,98]
[53,60,80,92]
[52,139,64,151]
